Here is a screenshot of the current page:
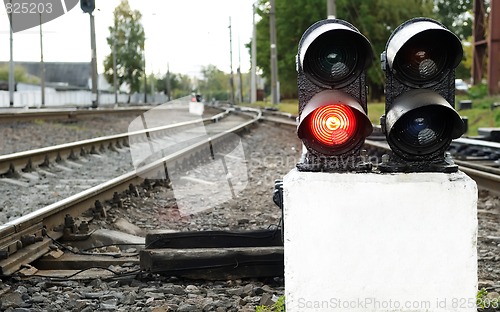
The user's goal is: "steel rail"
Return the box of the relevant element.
[246,115,500,196]
[260,115,297,127]
[0,110,230,175]
[454,137,500,150]
[455,165,500,196]
[0,108,260,275]
[259,110,297,127]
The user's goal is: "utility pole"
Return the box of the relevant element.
[228,17,235,104]
[250,3,257,103]
[150,65,154,103]
[90,13,98,108]
[9,1,14,107]
[113,35,118,104]
[143,51,147,103]
[39,13,45,107]
[237,37,243,103]
[269,0,279,104]
[166,63,171,101]
[327,0,336,19]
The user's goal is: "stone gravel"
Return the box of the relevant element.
[477,191,500,291]
[103,122,301,233]
[0,113,140,155]
[0,119,301,312]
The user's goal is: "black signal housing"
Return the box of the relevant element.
[380,17,465,172]
[296,19,374,172]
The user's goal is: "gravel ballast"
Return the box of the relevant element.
[1,117,302,312]
[0,110,239,224]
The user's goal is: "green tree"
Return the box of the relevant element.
[0,64,40,84]
[103,0,145,95]
[434,0,472,41]
[173,73,194,99]
[338,0,434,100]
[139,73,155,95]
[197,65,230,101]
[155,72,193,99]
[253,0,324,99]
[252,0,433,100]
[434,0,474,80]
[459,36,473,79]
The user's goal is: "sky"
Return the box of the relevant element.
[0,0,257,78]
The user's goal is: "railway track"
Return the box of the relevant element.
[0,107,260,275]
[259,113,496,191]
[0,106,498,310]
[363,138,500,196]
[0,109,229,176]
[262,109,500,196]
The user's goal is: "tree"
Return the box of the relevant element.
[252,0,434,100]
[103,0,145,95]
[155,72,193,100]
[252,0,324,99]
[337,0,434,100]
[434,0,472,41]
[198,65,230,101]
[0,65,40,84]
[139,73,155,95]
[458,36,473,79]
[434,0,475,80]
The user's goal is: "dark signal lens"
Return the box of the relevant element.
[309,104,357,146]
[316,44,353,81]
[389,105,453,156]
[404,48,439,79]
[304,31,360,87]
[394,32,457,86]
[397,44,445,83]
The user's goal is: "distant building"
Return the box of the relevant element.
[0,61,91,89]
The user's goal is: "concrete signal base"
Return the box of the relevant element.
[284,169,478,311]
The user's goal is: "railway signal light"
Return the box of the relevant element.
[296,19,374,172]
[380,18,465,172]
[80,0,95,13]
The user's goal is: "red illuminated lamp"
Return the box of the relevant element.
[297,90,372,157]
[309,104,357,146]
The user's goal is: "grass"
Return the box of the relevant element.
[368,102,385,125]
[456,94,500,135]
[243,94,500,136]
[256,296,285,312]
[370,96,500,136]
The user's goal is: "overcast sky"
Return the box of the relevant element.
[0,0,257,78]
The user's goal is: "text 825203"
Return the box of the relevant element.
[4,2,53,14]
